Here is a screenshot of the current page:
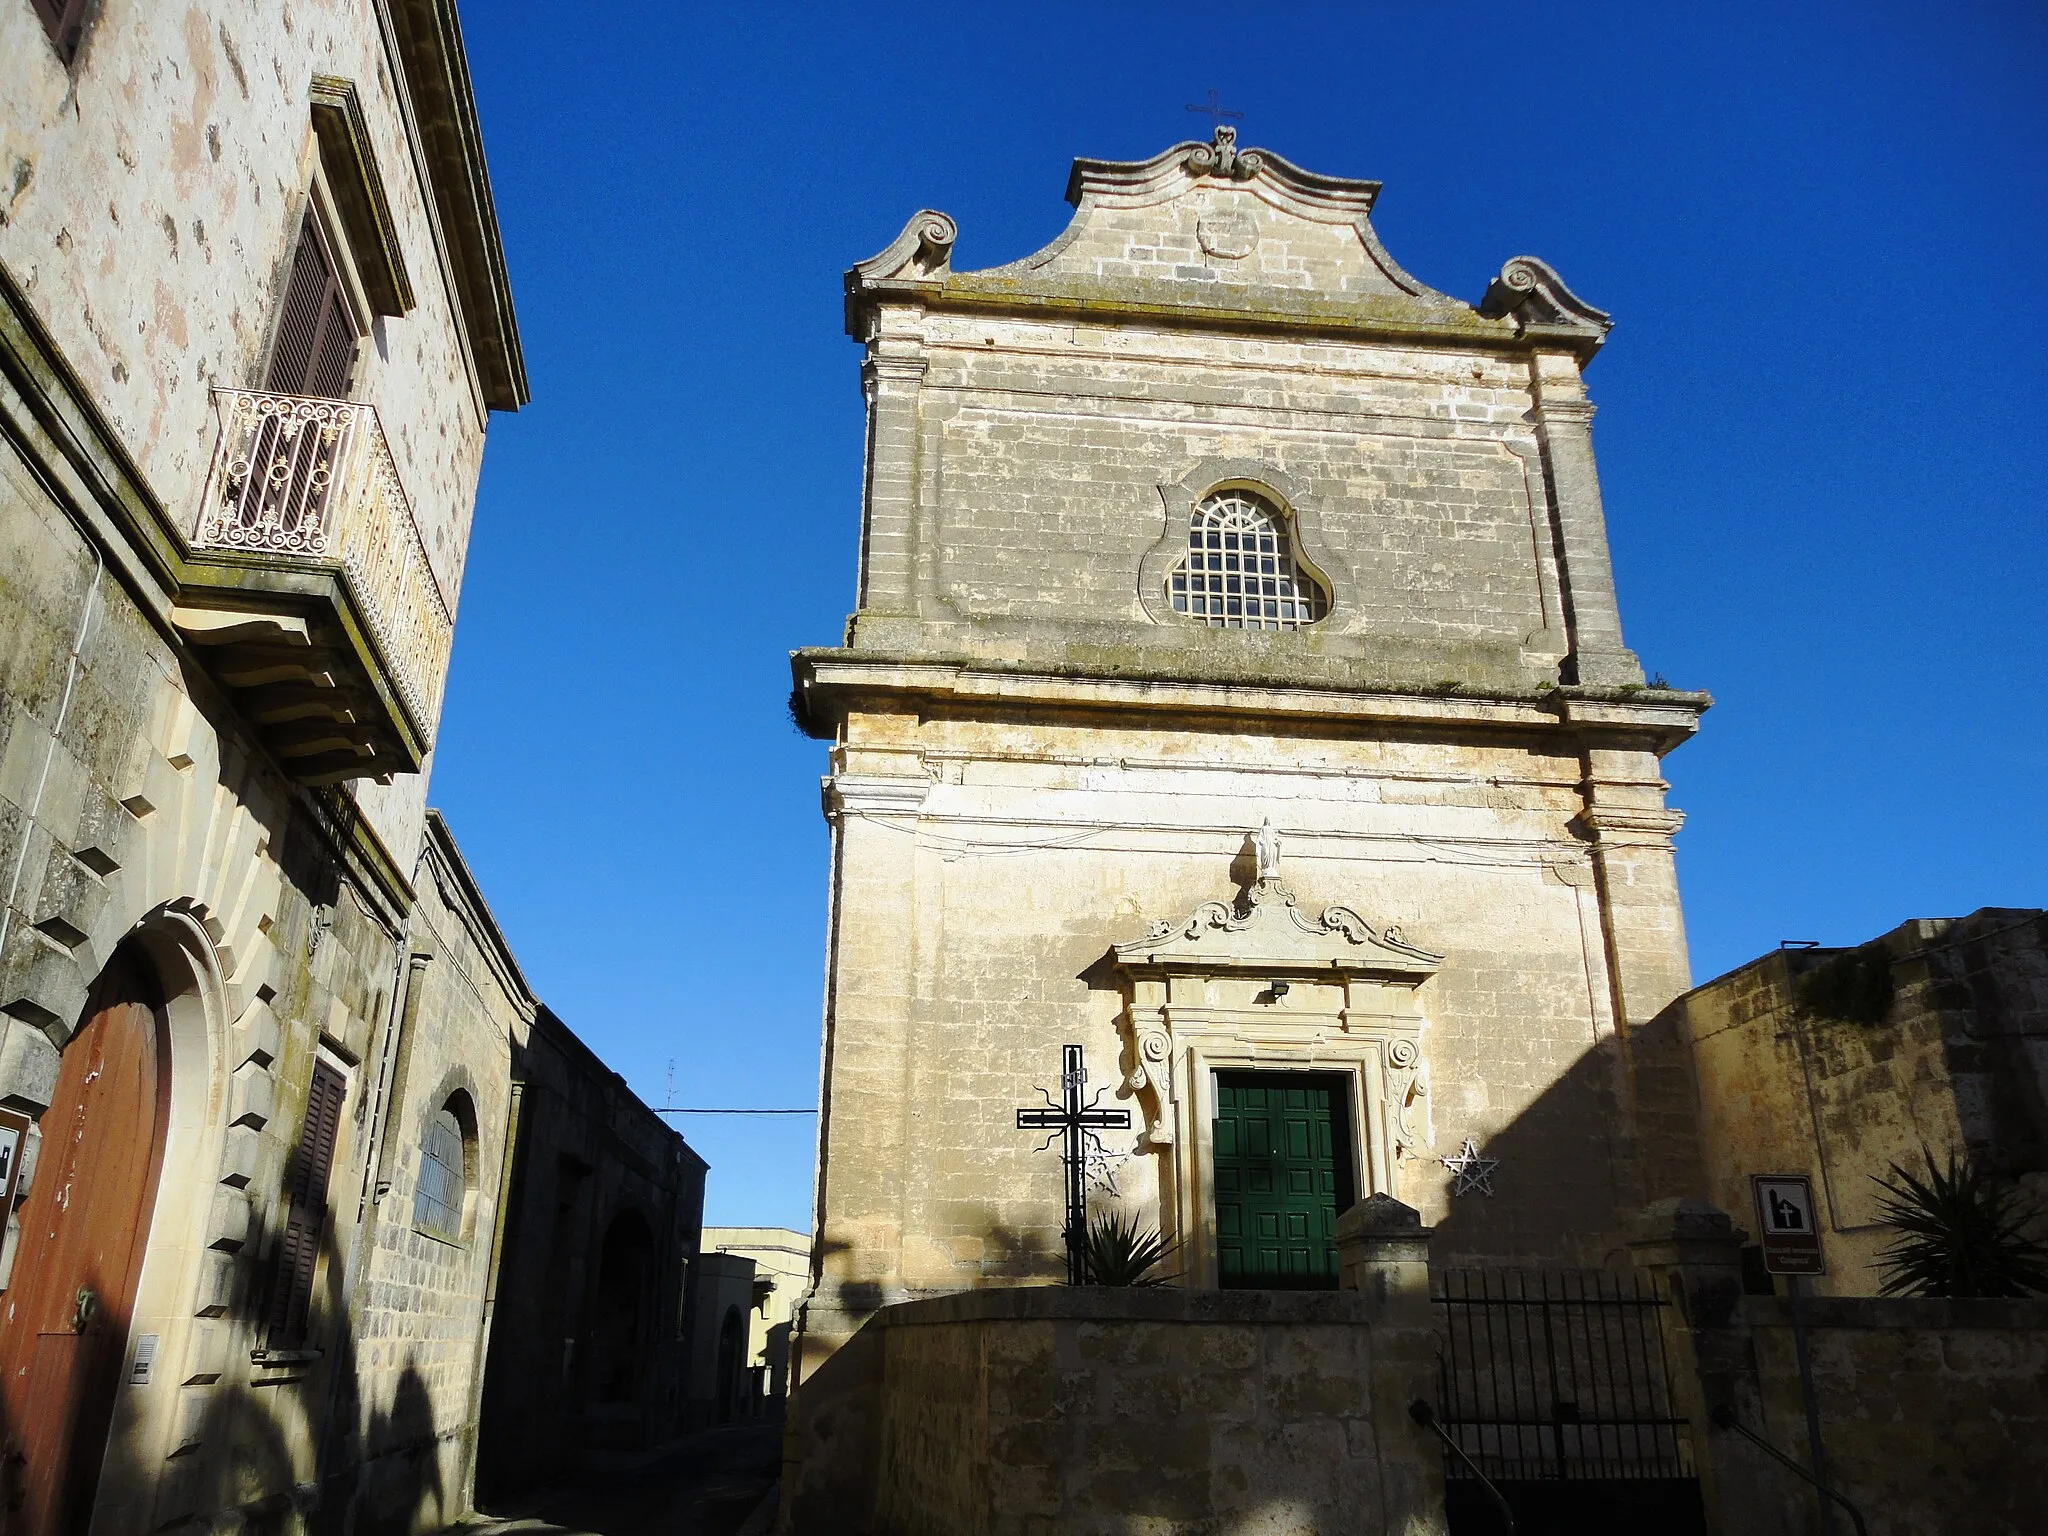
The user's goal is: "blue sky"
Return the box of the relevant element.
[436,2,2047,1229]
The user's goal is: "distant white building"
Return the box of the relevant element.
[702,1226,810,1405]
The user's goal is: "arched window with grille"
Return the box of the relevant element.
[413,1095,473,1244]
[1168,489,1329,631]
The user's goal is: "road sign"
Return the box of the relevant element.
[1751,1173,1826,1275]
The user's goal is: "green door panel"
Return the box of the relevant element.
[1212,1072,1355,1290]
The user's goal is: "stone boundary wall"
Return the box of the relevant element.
[1744,1296,2048,1536]
[780,1286,1444,1536]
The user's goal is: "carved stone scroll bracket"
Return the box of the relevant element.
[1386,1035,1432,1164]
[1479,255,1612,355]
[1118,1009,1177,1148]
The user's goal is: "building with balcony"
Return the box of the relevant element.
[0,7,704,1536]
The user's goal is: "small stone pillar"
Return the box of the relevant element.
[1336,1192,1433,1325]
[1337,1194,1448,1536]
[1627,1199,1794,1536]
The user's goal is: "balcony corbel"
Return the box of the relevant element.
[176,389,451,784]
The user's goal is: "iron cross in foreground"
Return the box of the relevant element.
[1016,1044,1132,1284]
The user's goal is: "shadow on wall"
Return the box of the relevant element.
[814,1208,1062,1323]
[85,1200,455,1536]
[1426,1009,1705,1268]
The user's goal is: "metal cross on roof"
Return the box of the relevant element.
[1015,1043,1132,1284]
[1184,89,1244,125]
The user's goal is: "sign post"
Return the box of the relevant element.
[1751,1173,1824,1275]
[1751,1173,1835,1536]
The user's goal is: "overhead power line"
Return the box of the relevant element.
[654,1106,817,1115]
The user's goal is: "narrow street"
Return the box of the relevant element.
[461,1424,781,1536]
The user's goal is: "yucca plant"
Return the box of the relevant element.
[1870,1150,2048,1298]
[1082,1209,1178,1286]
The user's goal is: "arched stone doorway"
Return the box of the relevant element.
[0,950,169,1536]
[589,1211,654,1411]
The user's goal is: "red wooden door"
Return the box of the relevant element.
[0,954,168,1536]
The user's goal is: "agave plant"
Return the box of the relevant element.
[1082,1208,1178,1286]
[1870,1150,2048,1298]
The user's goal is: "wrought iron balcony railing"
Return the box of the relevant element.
[183,389,453,776]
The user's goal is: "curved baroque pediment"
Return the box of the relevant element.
[843,127,1609,352]
[1113,877,1442,981]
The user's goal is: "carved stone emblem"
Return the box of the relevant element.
[1196,209,1258,260]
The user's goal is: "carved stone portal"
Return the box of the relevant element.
[1106,848,1442,1286]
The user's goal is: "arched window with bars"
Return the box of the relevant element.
[1168,489,1329,631]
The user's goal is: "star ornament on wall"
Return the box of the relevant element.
[1440,1138,1499,1197]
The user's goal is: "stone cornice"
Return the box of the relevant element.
[1479,256,1612,358]
[1576,805,1687,839]
[383,0,527,410]
[311,75,415,316]
[822,773,930,825]
[1064,129,1383,217]
[849,270,1519,354]
[420,808,538,1019]
[792,650,1709,752]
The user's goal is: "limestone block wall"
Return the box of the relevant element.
[1667,909,2048,1296]
[807,694,1699,1356]
[888,316,1565,689]
[781,1287,1446,1536]
[2,0,509,874]
[841,135,1645,691]
[1744,1297,2048,1536]
[476,1006,706,1498]
[0,448,535,1535]
[0,417,411,1535]
[0,0,491,608]
[802,134,1700,1380]
[342,825,526,1536]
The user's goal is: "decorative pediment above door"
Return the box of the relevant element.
[1113,872,1442,981]
[1106,823,1442,1234]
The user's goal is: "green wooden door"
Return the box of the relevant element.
[1213,1072,1354,1289]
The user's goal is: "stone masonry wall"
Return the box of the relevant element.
[1746,1297,2048,1536]
[783,1287,1446,1536]
[1,0,490,605]
[3,0,499,875]
[911,318,1557,678]
[1669,910,2048,1296]
[808,701,1692,1354]
[343,833,522,1536]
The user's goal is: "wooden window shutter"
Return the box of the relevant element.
[267,1060,349,1348]
[265,215,360,399]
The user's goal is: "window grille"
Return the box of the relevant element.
[1169,490,1329,631]
[412,1104,468,1242]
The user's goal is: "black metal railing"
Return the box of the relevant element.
[1433,1268,1692,1483]
[1411,1399,1516,1533]
[1710,1405,1870,1536]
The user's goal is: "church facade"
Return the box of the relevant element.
[792,128,1710,1370]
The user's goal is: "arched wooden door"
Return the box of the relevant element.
[0,953,168,1536]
